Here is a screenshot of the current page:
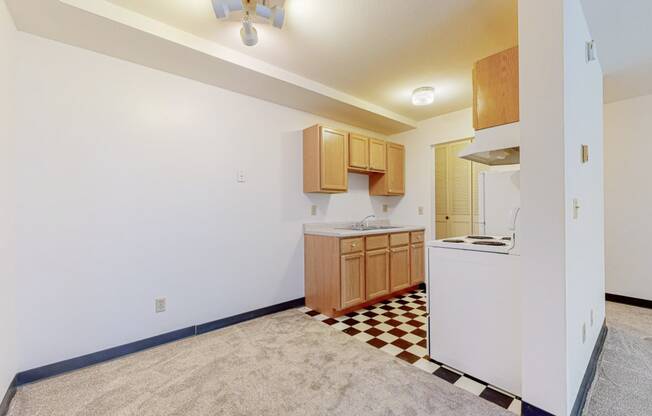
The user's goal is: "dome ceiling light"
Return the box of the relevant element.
[212,0,286,47]
[411,86,435,106]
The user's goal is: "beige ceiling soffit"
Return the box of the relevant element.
[27,0,416,134]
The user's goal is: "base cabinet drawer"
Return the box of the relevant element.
[341,237,364,254]
[390,245,410,292]
[366,248,390,300]
[340,252,365,309]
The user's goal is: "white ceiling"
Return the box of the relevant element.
[581,0,652,103]
[105,0,518,121]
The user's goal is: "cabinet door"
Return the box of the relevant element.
[448,140,473,237]
[340,252,365,309]
[369,139,387,171]
[434,144,449,239]
[348,133,369,170]
[410,243,424,284]
[387,143,405,194]
[320,127,348,191]
[366,248,390,300]
[390,245,410,292]
[473,46,519,130]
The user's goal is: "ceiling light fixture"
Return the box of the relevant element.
[212,0,286,47]
[411,86,435,106]
[240,13,258,46]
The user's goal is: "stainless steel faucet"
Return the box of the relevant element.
[357,214,376,229]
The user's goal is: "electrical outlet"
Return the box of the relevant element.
[418,206,424,215]
[382,204,388,213]
[236,170,246,183]
[310,205,317,216]
[155,298,166,313]
[582,323,586,343]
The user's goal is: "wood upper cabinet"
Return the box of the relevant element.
[473,46,519,130]
[369,139,387,171]
[348,133,369,171]
[340,252,365,309]
[303,125,348,193]
[366,248,390,300]
[369,142,405,196]
[348,135,387,173]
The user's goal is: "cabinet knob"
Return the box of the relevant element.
[352,243,357,247]
[446,216,450,220]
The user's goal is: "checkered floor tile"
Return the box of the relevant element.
[300,289,522,415]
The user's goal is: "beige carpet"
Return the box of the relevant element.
[8,309,511,416]
[583,302,652,416]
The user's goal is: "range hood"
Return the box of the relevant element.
[458,122,520,165]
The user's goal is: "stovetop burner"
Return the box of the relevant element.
[467,235,495,240]
[443,239,465,243]
[472,241,508,246]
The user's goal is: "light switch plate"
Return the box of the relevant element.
[581,145,589,163]
[310,205,317,216]
[382,204,388,213]
[585,40,597,62]
[418,206,424,215]
[573,198,580,219]
[237,170,246,183]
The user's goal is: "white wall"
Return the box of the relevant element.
[604,94,652,301]
[519,1,568,412]
[390,108,474,238]
[0,0,17,394]
[519,0,605,414]
[13,31,394,371]
[563,0,605,410]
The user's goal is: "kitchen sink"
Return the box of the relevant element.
[336,225,402,231]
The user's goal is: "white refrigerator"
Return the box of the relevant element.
[477,169,520,236]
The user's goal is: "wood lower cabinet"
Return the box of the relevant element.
[410,243,425,284]
[340,252,365,309]
[305,230,424,317]
[410,231,425,285]
[366,248,390,300]
[390,245,410,292]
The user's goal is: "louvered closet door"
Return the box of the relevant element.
[434,145,449,239]
[448,140,473,237]
[472,161,490,234]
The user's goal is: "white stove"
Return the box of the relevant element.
[427,234,517,255]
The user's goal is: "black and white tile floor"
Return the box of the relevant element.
[299,289,522,415]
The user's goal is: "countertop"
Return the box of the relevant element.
[303,220,425,238]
